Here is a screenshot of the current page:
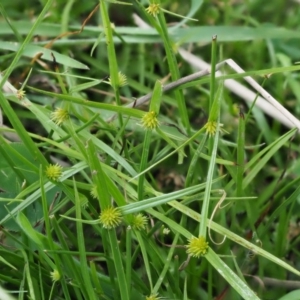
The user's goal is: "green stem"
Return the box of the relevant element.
[209,35,218,111]
[138,129,152,200]
[236,109,245,197]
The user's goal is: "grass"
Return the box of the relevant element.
[1,1,300,299]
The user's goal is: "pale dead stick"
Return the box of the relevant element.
[248,275,300,289]
[106,66,215,123]
[124,63,221,108]
[132,13,300,131]
[180,49,300,131]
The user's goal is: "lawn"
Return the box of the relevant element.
[1,1,300,299]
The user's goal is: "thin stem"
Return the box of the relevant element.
[209,35,218,111]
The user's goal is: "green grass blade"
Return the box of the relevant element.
[236,110,245,196]
[73,178,97,300]
[206,249,260,300]
[138,80,162,200]
[156,6,190,131]
[199,83,223,238]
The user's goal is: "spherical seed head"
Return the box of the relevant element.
[17,89,26,100]
[130,213,147,231]
[51,107,69,126]
[90,185,98,199]
[50,269,60,282]
[145,4,160,17]
[117,72,127,87]
[45,164,63,181]
[146,294,161,300]
[204,120,226,137]
[99,207,122,229]
[141,111,159,130]
[186,236,209,258]
[108,72,127,87]
[204,121,218,136]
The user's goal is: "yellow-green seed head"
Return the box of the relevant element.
[51,107,69,126]
[145,4,160,17]
[99,207,122,229]
[186,236,209,258]
[141,111,159,130]
[45,164,63,181]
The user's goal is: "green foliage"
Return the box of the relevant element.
[1,0,300,299]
